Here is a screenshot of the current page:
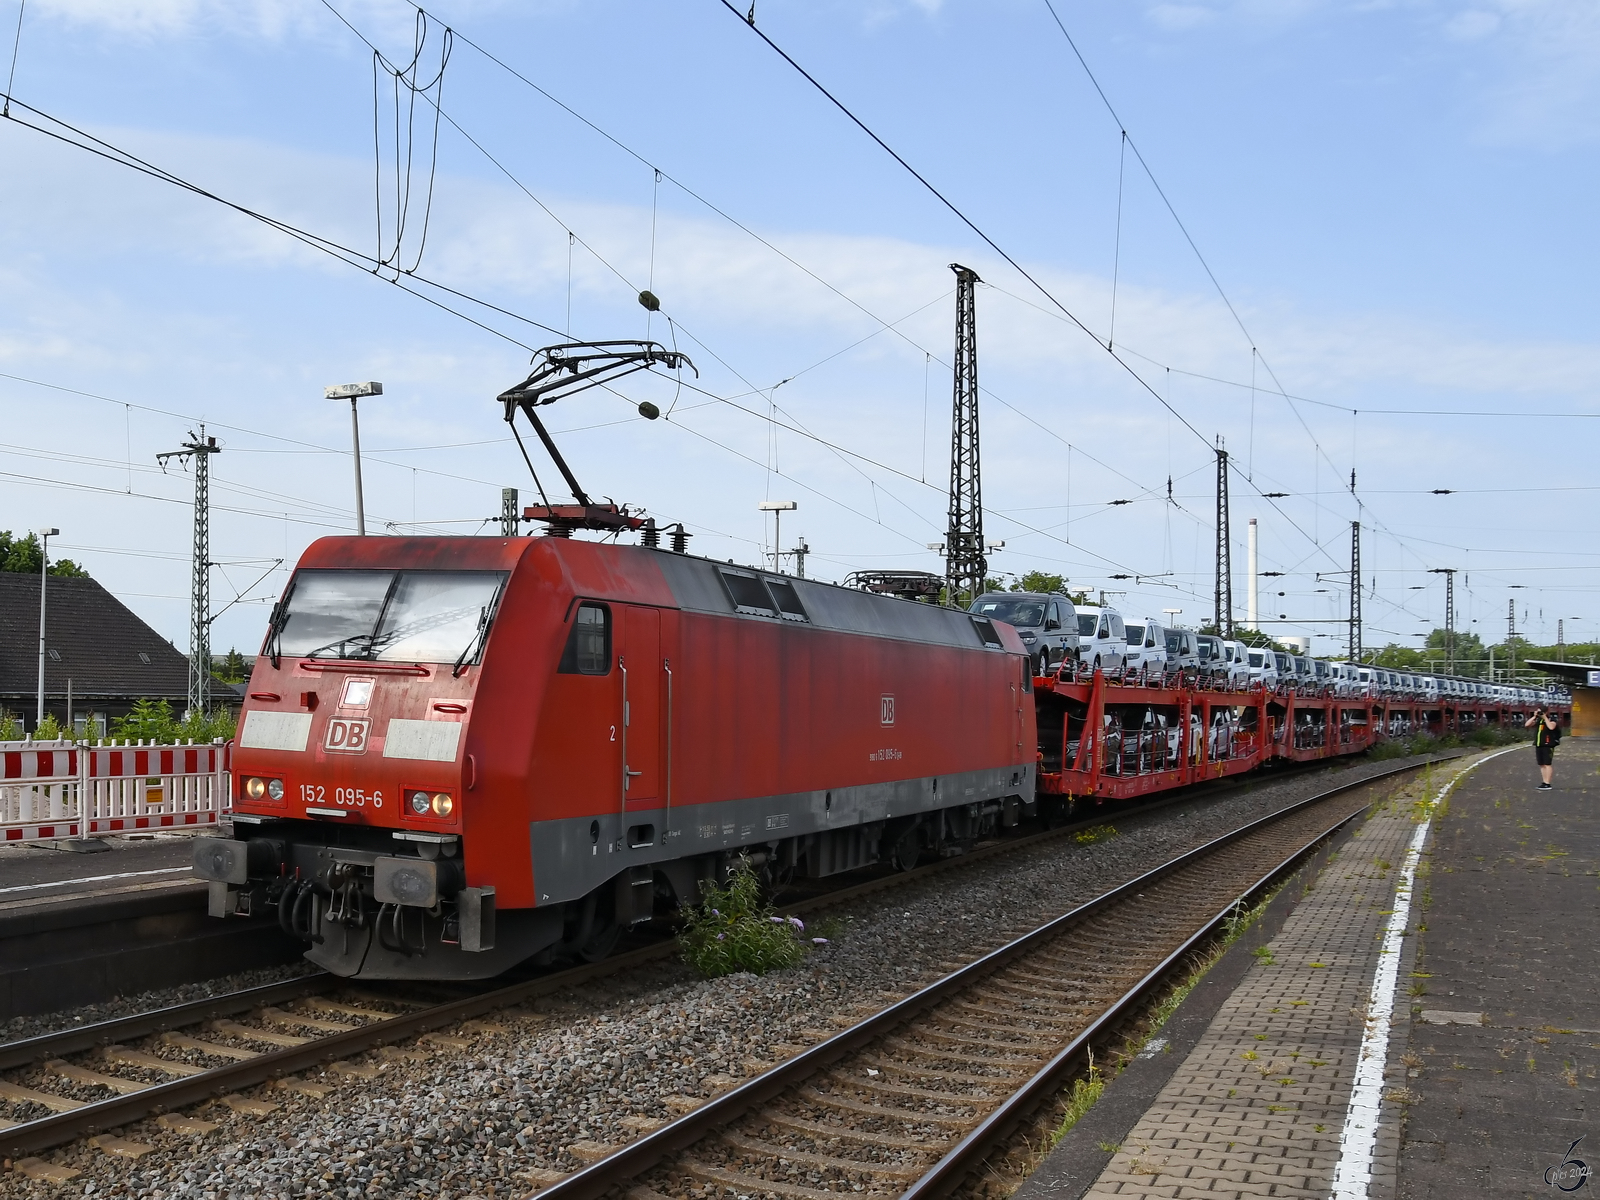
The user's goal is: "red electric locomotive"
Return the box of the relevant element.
[192,534,1038,979]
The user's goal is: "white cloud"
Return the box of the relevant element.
[1444,8,1501,38]
[1,118,1594,648]
[1461,0,1600,146]
[1146,4,1218,32]
[29,0,331,38]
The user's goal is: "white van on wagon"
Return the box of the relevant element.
[1075,604,1128,673]
[1124,618,1170,680]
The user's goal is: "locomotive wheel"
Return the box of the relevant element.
[889,825,923,873]
[576,919,622,962]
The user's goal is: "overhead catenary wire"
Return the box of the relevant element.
[335,1,1197,542]
[3,0,22,118]
[6,11,1574,640]
[714,0,1214,455]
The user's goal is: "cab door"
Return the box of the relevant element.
[618,606,662,811]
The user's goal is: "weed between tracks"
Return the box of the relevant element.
[996,885,1286,1189]
[678,857,825,978]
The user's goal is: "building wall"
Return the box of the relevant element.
[1572,687,1600,738]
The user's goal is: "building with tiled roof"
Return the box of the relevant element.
[0,573,190,735]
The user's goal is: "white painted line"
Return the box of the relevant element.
[0,866,191,896]
[1330,746,1519,1198]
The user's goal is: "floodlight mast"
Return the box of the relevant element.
[497,341,696,536]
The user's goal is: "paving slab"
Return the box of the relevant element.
[1020,752,1490,1200]
[1397,737,1600,1198]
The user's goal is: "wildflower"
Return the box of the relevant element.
[716,933,725,941]
[768,916,785,924]
[812,938,829,946]
[787,916,805,931]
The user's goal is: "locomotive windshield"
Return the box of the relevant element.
[271,569,508,664]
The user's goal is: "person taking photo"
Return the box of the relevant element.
[1525,707,1561,790]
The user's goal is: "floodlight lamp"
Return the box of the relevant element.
[325,382,383,400]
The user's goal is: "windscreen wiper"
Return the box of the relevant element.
[302,632,378,661]
[452,606,492,679]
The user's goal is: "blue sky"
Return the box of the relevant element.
[2,0,1596,664]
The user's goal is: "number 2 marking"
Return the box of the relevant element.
[609,725,617,741]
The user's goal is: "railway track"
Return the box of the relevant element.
[0,754,1447,1171]
[529,758,1438,1200]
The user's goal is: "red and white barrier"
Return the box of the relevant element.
[0,738,232,843]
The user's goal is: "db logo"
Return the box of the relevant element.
[880,695,895,726]
[324,718,370,754]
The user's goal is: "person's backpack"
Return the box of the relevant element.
[1551,721,1563,746]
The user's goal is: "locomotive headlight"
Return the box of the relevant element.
[409,791,430,815]
[431,793,454,817]
[266,778,284,801]
[244,777,267,800]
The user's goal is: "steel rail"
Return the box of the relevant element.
[0,752,1452,1160]
[0,746,1342,1070]
[528,753,1450,1200]
[900,773,1390,1199]
[0,976,336,1073]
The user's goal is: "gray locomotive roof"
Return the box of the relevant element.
[645,548,1003,652]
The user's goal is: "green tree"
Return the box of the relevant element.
[1007,571,1090,604]
[1232,627,1292,651]
[213,648,249,683]
[0,531,89,577]
[112,698,179,743]
[1012,571,1064,594]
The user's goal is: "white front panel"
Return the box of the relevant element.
[382,719,462,762]
[238,711,314,753]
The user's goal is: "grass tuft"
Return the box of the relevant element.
[1074,824,1118,845]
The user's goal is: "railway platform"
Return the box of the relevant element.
[1018,738,1595,1200]
[0,824,300,1021]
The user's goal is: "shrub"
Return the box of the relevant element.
[34,713,64,740]
[110,699,236,744]
[0,709,19,741]
[679,856,816,978]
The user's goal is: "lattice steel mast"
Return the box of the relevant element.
[157,428,221,716]
[1349,521,1362,662]
[1429,567,1457,675]
[945,264,985,607]
[1214,439,1232,636]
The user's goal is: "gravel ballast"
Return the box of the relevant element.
[0,753,1439,1198]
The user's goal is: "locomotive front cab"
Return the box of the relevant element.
[192,537,548,979]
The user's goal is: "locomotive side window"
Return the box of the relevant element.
[971,617,1004,647]
[559,603,611,675]
[765,579,809,622]
[719,569,779,616]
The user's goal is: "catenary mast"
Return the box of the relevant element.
[157,428,221,717]
[945,264,985,607]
